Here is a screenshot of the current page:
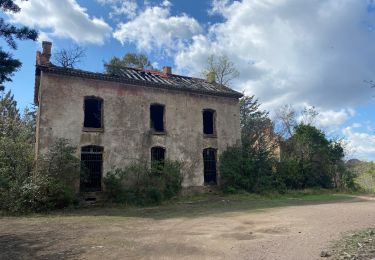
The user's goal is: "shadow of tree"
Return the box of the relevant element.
[0,232,85,260]
[53,194,362,220]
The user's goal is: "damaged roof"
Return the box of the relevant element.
[35,64,243,104]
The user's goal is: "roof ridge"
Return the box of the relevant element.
[36,64,243,101]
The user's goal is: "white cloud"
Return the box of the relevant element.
[316,109,354,128]
[97,0,138,20]
[342,126,375,160]
[113,2,202,52]
[351,123,362,128]
[175,0,375,111]
[10,0,112,44]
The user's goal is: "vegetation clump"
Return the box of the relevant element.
[220,95,358,194]
[103,160,183,205]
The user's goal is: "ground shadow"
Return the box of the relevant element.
[0,232,85,260]
[50,194,368,220]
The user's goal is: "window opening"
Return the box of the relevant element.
[150,104,165,132]
[151,146,165,163]
[84,97,102,128]
[203,110,215,135]
[203,148,217,185]
[81,146,103,192]
[151,146,166,173]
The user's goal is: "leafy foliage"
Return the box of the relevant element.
[221,95,356,193]
[1,138,80,213]
[220,95,278,193]
[348,160,375,192]
[0,1,38,85]
[0,90,80,213]
[280,124,336,188]
[105,53,154,75]
[104,160,183,205]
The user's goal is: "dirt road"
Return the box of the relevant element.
[1,196,374,260]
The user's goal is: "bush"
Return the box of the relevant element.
[220,144,277,193]
[103,160,183,205]
[0,138,80,213]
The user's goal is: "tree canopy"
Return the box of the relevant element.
[105,53,154,75]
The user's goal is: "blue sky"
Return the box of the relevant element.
[2,0,375,160]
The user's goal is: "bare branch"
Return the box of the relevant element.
[203,54,239,86]
[53,46,86,68]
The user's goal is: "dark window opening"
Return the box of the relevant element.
[151,146,165,172]
[203,148,217,185]
[150,104,165,132]
[151,146,165,163]
[81,146,103,192]
[84,97,103,128]
[203,110,215,135]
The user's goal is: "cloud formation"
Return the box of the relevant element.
[343,126,375,160]
[113,2,202,52]
[175,0,375,111]
[11,0,112,44]
[97,0,138,20]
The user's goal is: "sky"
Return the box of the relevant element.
[2,0,375,160]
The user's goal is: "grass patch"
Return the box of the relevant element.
[47,189,356,220]
[329,228,375,259]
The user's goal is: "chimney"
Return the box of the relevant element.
[36,41,52,65]
[207,71,216,83]
[163,66,172,75]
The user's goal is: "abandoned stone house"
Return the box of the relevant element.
[34,41,242,192]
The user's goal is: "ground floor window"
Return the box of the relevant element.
[80,146,103,192]
[203,148,217,185]
[151,146,165,163]
[151,146,166,174]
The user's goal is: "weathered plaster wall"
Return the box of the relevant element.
[36,72,241,187]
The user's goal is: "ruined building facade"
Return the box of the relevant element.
[34,42,242,192]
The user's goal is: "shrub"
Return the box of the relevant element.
[0,138,80,213]
[103,160,182,205]
[220,144,277,193]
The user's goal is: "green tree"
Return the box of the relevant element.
[105,53,154,74]
[0,0,38,86]
[0,90,21,139]
[279,124,349,189]
[220,95,278,193]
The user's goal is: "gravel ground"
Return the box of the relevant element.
[0,196,374,260]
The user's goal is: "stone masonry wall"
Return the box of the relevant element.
[36,72,241,187]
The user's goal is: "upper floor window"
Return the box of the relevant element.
[150,104,165,133]
[203,109,216,135]
[84,97,103,129]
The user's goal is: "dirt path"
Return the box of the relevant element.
[1,197,375,260]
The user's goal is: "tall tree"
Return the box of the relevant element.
[105,53,154,75]
[203,54,239,86]
[0,0,38,86]
[0,89,20,139]
[274,105,297,138]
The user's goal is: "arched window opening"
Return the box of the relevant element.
[80,145,103,192]
[203,148,217,185]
